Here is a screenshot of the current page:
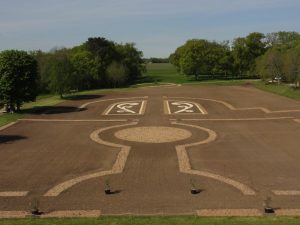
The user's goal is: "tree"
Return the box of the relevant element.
[283,47,300,86]
[170,39,232,79]
[44,51,75,98]
[115,43,145,83]
[70,46,98,90]
[169,45,184,72]
[106,61,128,88]
[232,32,266,75]
[266,31,300,47]
[84,37,119,86]
[256,47,283,81]
[0,50,38,112]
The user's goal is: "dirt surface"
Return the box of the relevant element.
[1,85,300,215]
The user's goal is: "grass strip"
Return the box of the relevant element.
[0,216,300,225]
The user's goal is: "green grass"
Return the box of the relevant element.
[0,87,137,128]
[254,82,300,100]
[0,95,65,127]
[141,63,259,86]
[142,63,300,99]
[0,216,300,225]
[141,63,189,84]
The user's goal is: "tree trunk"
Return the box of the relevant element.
[16,103,21,112]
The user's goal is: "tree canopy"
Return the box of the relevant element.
[170,31,300,82]
[31,37,145,96]
[0,50,38,112]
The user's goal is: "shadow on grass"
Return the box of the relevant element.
[135,76,158,84]
[63,94,105,101]
[0,135,27,144]
[20,106,86,115]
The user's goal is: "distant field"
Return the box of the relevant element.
[142,63,300,99]
[141,63,188,83]
[141,63,257,85]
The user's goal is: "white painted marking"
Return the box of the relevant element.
[116,102,139,114]
[165,100,207,115]
[103,100,146,115]
[139,100,145,114]
[80,96,148,109]
[166,96,300,114]
[172,102,194,114]
[272,190,300,196]
[166,101,171,114]
[0,191,28,197]
[104,103,116,115]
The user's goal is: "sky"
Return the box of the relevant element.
[0,0,300,58]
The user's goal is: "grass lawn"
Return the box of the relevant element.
[0,95,65,127]
[141,63,189,84]
[254,82,300,101]
[142,63,300,98]
[0,87,136,127]
[0,216,300,225]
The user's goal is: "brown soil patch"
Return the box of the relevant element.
[114,126,192,143]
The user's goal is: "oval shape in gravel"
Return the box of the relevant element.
[114,126,192,143]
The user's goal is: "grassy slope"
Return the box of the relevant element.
[0,95,65,127]
[141,63,189,83]
[0,217,300,225]
[254,82,300,101]
[0,88,136,127]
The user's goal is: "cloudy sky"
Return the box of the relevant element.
[0,0,299,57]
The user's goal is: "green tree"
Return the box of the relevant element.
[115,43,145,83]
[70,46,98,90]
[266,31,300,47]
[169,45,184,72]
[256,47,283,81]
[106,61,129,88]
[44,51,75,98]
[84,37,119,86]
[0,50,38,112]
[31,50,52,93]
[232,32,266,75]
[283,47,300,86]
[170,39,232,79]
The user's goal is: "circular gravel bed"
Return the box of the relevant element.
[114,126,192,143]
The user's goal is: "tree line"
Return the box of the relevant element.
[0,37,145,112]
[170,31,300,83]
